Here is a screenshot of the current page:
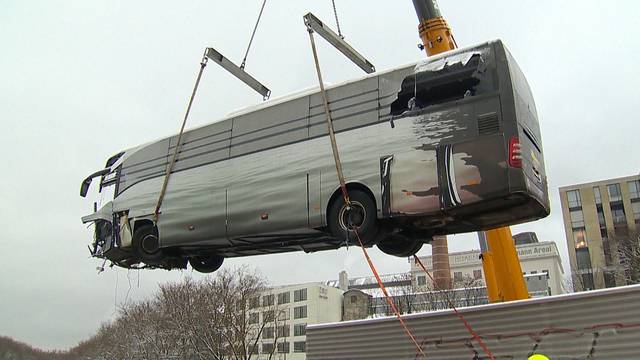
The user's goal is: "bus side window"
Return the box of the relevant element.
[390,54,486,116]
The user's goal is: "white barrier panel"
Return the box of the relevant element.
[307,285,640,359]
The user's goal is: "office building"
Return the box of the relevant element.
[251,282,343,359]
[410,239,565,296]
[559,174,640,291]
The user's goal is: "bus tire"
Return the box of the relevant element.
[377,234,423,257]
[189,255,224,273]
[328,189,379,246]
[132,223,164,264]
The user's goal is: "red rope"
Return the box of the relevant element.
[354,231,427,359]
[413,255,495,360]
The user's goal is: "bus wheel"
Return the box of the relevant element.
[132,224,164,264]
[189,256,224,273]
[377,234,423,257]
[328,189,379,246]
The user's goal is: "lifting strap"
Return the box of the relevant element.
[307,28,350,205]
[154,53,208,221]
[413,255,496,360]
[307,27,427,359]
[354,233,427,358]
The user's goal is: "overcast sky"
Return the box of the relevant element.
[1,0,639,351]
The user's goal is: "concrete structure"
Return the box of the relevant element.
[342,289,372,321]
[560,174,640,291]
[411,239,566,296]
[251,282,343,359]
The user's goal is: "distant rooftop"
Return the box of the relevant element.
[326,272,410,290]
[559,173,640,191]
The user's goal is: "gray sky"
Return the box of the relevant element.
[1,0,639,351]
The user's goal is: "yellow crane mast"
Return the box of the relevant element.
[411,0,529,302]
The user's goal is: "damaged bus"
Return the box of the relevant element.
[80,40,549,273]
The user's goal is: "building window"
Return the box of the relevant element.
[628,180,640,199]
[263,294,274,307]
[294,288,307,302]
[294,341,306,353]
[294,323,307,336]
[277,341,290,353]
[417,275,427,285]
[277,292,290,304]
[573,228,587,249]
[567,190,582,208]
[531,271,537,274]
[604,272,616,288]
[277,309,290,321]
[581,273,595,291]
[263,327,275,339]
[576,247,592,270]
[611,206,626,224]
[262,343,275,354]
[350,295,358,304]
[608,183,622,202]
[263,310,275,323]
[603,237,613,266]
[600,227,608,239]
[294,305,307,319]
[453,272,463,282]
[542,269,549,275]
[277,325,290,338]
[593,186,602,204]
[249,312,259,324]
[248,344,258,355]
[632,202,640,223]
[250,297,260,309]
[473,270,482,280]
[570,209,585,228]
[597,208,606,228]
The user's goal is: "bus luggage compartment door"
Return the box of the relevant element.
[438,134,508,210]
[384,150,439,216]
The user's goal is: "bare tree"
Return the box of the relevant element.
[61,267,269,360]
[387,273,418,315]
[618,233,640,285]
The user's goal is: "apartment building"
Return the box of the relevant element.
[410,238,565,296]
[559,174,640,291]
[250,282,343,359]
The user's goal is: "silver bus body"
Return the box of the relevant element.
[81,40,549,268]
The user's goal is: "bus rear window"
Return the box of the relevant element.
[391,54,486,116]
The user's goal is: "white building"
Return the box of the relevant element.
[251,282,343,359]
[411,241,566,296]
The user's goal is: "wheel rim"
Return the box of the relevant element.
[140,234,159,255]
[338,201,366,231]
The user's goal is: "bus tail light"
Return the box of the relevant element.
[509,136,522,168]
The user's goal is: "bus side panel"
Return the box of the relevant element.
[156,187,228,247]
[308,170,323,228]
[167,120,232,172]
[309,77,379,137]
[388,150,439,215]
[226,173,308,239]
[117,138,170,196]
[230,96,309,158]
[445,134,508,209]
